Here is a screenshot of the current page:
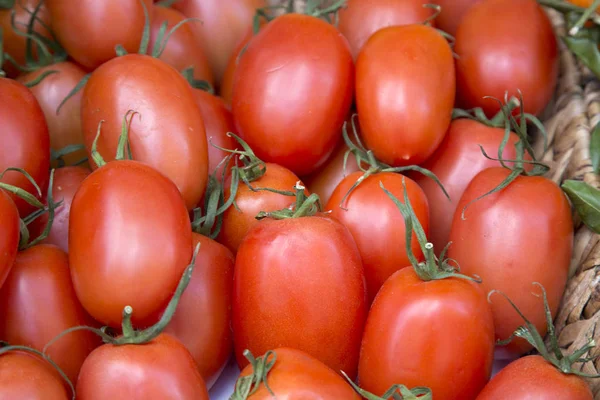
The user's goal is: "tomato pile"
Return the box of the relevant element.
[1,0,600,399]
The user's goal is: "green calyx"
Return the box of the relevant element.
[0,0,16,9]
[181,66,214,94]
[491,282,600,378]
[381,177,479,283]
[255,181,321,220]
[90,110,137,168]
[342,371,432,400]
[191,174,227,239]
[50,144,88,168]
[230,350,277,400]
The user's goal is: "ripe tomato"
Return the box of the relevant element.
[448,168,572,358]
[69,160,193,328]
[476,355,593,399]
[149,5,213,85]
[358,267,495,399]
[0,351,70,399]
[326,172,429,302]
[171,0,266,84]
[232,13,354,176]
[454,0,558,117]
[233,215,367,377]
[0,191,19,289]
[81,54,209,210]
[217,163,302,253]
[356,25,455,167]
[219,28,253,106]
[0,245,100,383]
[76,333,209,399]
[338,0,436,59]
[236,348,361,399]
[17,62,88,166]
[567,0,599,10]
[164,233,234,389]
[433,0,482,36]
[0,78,50,216]
[46,0,153,70]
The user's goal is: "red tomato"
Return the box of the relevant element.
[338,0,436,59]
[0,245,100,383]
[171,0,266,84]
[233,215,367,377]
[236,348,362,399]
[149,5,214,86]
[434,0,483,36]
[455,0,558,117]
[0,351,70,399]
[356,25,455,167]
[81,54,209,210]
[448,168,572,358]
[358,267,495,399]
[17,62,88,166]
[0,191,19,289]
[0,78,50,216]
[326,172,429,303]
[164,233,234,389]
[232,13,354,176]
[476,355,593,399]
[46,0,153,70]
[219,28,253,106]
[76,333,209,399]
[217,163,302,253]
[69,160,193,328]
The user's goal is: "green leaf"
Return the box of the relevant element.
[563,36,600,79]
[592,121,600,174]
[562,180,600,234]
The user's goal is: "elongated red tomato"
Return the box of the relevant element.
[326,172,429,302]
[69,160,193,328]
[356,25,455,167]
[46,0,153,70]
[338,0,436,59]
[0,78,50,217]
[0,245,100,383]
[164,233,234,389]
[455,0,558,117]
[434,0,482,36]
[476,355,593,399]
[359,268,495,399]
[233,215,367,377]
[232,13,354,176]
[237,348,362,399]
[0,191,19,289]
[448,168,572,358]
[76,334,209,399]
[81,54,209,210]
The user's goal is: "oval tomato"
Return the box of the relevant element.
[454,0,558,117]
[164,233,234,389]
[434,0,482,36]
[76,333,209,399]
[356,24,455,167]
[338,0,436,59]
[81,54,209,210]
[232,13,354,176]
[326,172,429,302]
[219,28,253,106]
[358,267,495,399]
[46,0,153,70]
[448,167,572,358]
[0,245,100,383]
[233,215,367,377]
[69,160,192,328]
[0,191,19,289]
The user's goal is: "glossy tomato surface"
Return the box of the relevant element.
[434,0,482,36]
[0,191,19,289]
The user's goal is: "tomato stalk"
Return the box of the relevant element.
[0,0,15,9]
[341,371,432,400]
[255,182,321,219]
[50,143,88,168]
[89,110,138,168]
[230,350,277,400]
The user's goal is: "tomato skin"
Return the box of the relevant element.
[0,245,100,383]
[0,351,70,399]
[448,168,572,358]
[0,78,50,217]
[233,216,367,377]
[219,28,253,106]
[356,25,455,167]
[455,0,558,117]
[0,191,19,289]
[76,333,209,399]
[217,163,302,253]
[359,268,495,399]
[164,233,234,389]
[238,348,362,399]
[69,160,193,328]
[232,14,354,176]
[476,355,593,400]
[434,0,482,36]
[326,172,429,303]
[81,54,208,210]
[338,0,436,59]
[46,0,153,70]
[149,5,214,86]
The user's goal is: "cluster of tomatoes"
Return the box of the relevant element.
[1,0,598,399]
